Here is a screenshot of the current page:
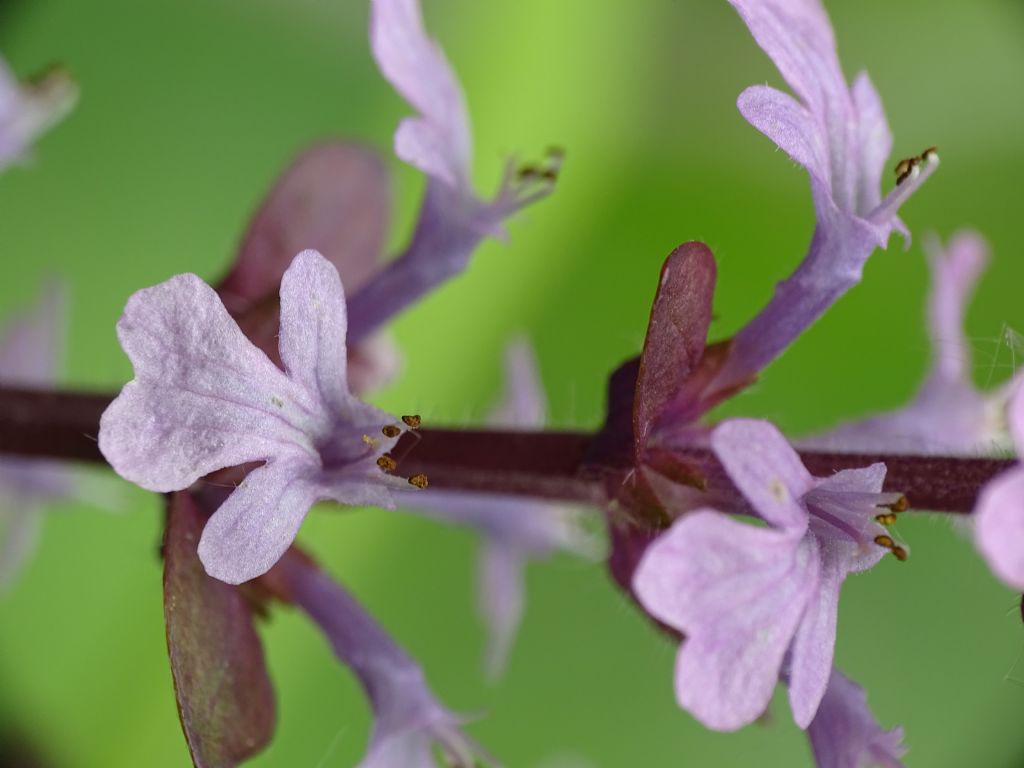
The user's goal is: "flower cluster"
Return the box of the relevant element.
[2,0,1022,766]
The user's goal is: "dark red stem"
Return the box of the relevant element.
[0,385,1011,513]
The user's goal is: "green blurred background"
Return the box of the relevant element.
[2,0,1024,765]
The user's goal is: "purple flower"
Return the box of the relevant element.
[632,419,904,730]
[347,0,559,342]
[806,231,1013,455]
[806,667,906,768]
[99,250,415,585]
[398,340,602,677]
[0,283,74,589]
[0,58,76,171]
[276,554,492,767]
[713,0,938,391]
[974,385,1024,590]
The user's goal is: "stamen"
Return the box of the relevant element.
[401,414,422,429]
[885,495,909,513]
[408,473,429,489]
[381,425,402,438]
[894,156,918,184]
[874,513,898,526]
[874,534,895,549]
[377,454,397,473]
[361,434,379,447]
[891,545,908,561]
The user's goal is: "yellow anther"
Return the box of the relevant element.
[891,545,908,562]
[377,455,397,473]
[874,534,895,550]
[874,513,898,526]
[401,414,422,429]
[408,473,429,489]
[382,425,402,438]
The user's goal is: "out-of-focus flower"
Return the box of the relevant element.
[805,667,906,768]
[99,251,417,585]
[974,386,1024,590]
[806,231,1014,455]
[633,419,904,730]
[0,282,74,589]
[398,340,603,677]
[0,58,77,171]
[275,553,492,768]
[347,0,559,342]
[713,0,938,392]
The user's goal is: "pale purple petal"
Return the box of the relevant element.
[99,272,318,492]
[806,668,906,768]
[850,72,893,216]
[198,456,320,584]
[788,541,844,728]
[737,84,827,183]
[370,0,470,188]
[278,249,351,414]
[975,467,1024,591]
[477,543,524,680]
[0,501,42,592]
[633,509,818,730]
[711,419,813,531]
[490,337,546,428]
[0,280,66,387]
[277,555,492,767]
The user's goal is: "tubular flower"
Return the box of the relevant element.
[807,231,1014,455]
[348,0,559,343]
[805,667,906,768]
[99,250,415,585]
[0,57,76,171]
[397,340,602,678]
[714,0,938,391]
[633,419,905,730]
[974,385,1024,590]
[0,283,74,588]
[276,555,492,768]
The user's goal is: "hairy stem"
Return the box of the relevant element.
[0,385,1010,513]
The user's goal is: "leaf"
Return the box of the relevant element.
[633,241,716,448]
[163,491,276,768]
[217,141,391,363]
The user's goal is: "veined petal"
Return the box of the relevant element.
[788,539,844,728]
[198,456,320,584]
[737,84,827,185]
[711,419,813,531]
[633,509,818,730]
[806,668,906,768]
[975,468,1024,591]
[370,0,471,188]
[850,71,893,215]
[278,250,351,416]
[477,543,524,679]
[99,272,317,492]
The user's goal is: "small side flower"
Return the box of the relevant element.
[633,419,904,730]
[713,0,938,391]
[347,0,560,342]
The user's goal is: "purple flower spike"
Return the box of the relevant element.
[806,668,906,768]
[0,58,77,171]
[99,250,414,584]
[0,282,74,589]
[714,0,938,390]
[399,340,602,677]
[277,555,493,768]
[633,419,903,730]
[807,231,1013,455]
[350,0,558,342]
[975,386,1024,590]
